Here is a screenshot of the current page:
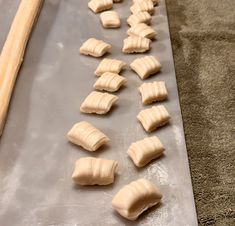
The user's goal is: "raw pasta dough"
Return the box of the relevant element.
[94,72,127,92]
[130,1,154,15]
[95,58,126,76]
[72,157,118,185]
[130,55,161,79]
[80,91,118,114]
[127,136,164,167]
[88,0,113,13]
[127,11,152,27]
[80,38,111,57]
[127,23,156,39]
[122,36,151,53]
[67,121,109,151]
[100,10,121,28]
[0,0,44,136]
[133,0,159,6]
[137,105,170,132]
[138,81,168,104]
[112,178,162,220]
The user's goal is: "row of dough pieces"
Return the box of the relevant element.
[75,0,164,221]
[68,122,163,220]
[91,0,158,31]
[80,33,155,55]
[71,58,168,219]
[89,0,159,16]
[80,57,170,132]
[81,1,159,54]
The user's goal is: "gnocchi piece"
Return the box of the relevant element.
[80,91,118,114]
[127,136,164,167]
[72,157,118,185]
[80,38,111,57]
[67,121,109,151]
[127,11,152,27]
[112,178,162,220]
[137,105,170,132]
[100,10,121,28]
[94,72,127,92]
[130,55,161,79]
[133,0,159,6]
[130,1,154,15]
[95,58,126,76]
[122,36,151,54]
[127,23,156,39]
[138,81,168,104]
[88,0,113,13]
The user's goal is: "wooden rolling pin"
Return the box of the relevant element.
[0,0,44,136]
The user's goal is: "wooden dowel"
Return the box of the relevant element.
[0,0,44,136]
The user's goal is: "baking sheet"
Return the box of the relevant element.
[0,0,198,225]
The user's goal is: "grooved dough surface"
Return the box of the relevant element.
[0,0,198,226]
[112,178,162,220]
[72,157,118,185]
[127,11,152,27]
[100,10,121,28]
[122,36,151,53]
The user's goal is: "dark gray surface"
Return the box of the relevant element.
[166,0,235,225]
[0,0,198,225]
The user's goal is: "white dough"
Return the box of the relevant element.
[112,178,162,220]
[95,58,126,76]
[133,0,159,7]
[130,1,154,15]
[100,10,121,28]
[127,23,156,39]
[127,136,165,167]
[138,81,168,104]
[122,36,151,53]
[80,91,118,114]
[88,0,113,13]
[94,72,127,92]
[137,105,170,132]
[67,121,109,151]
[80,38,111,57]
[72,157,118,185]
[130,55,161,79]
[127,11,152,27]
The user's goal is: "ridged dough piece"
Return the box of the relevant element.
[95,58,126,76]
[137,105,170,132]
[80,91,118,114]
[67,121,109,151]
[88,0,113,13]
[122,36,151,54]
[112,178,162,220]
[127,136,164,167]
[72,157,118,185]
[127,11,152,27]
[127,23,156,39]
[130,55,161,79]
[138,81,168,104]
[80,38,111,57]
[94,72,127,92]
[130,1,154,15]
[133,0,159,7]
[100,10,121,28]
